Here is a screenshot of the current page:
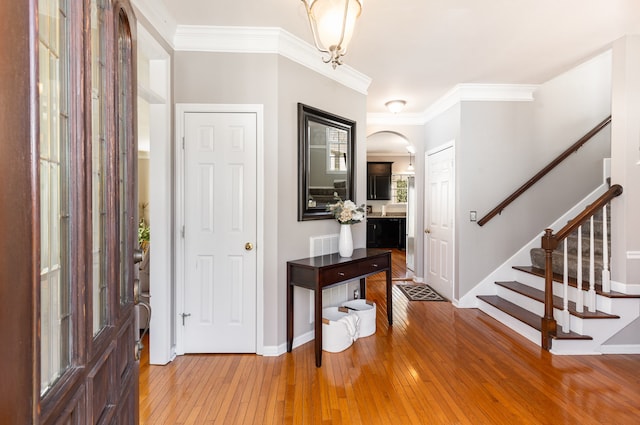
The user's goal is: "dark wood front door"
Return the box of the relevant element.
[0,0,139,423]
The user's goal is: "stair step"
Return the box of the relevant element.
[530,249,605,284]
[495,281,619,319]
[477,295,592,340]
[512,266,640,299]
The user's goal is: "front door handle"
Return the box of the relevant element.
[133,248,144,264]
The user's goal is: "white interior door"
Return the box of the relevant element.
[424,145,454,300]
[182,111,257,353]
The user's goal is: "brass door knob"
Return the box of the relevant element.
[424,228,431,234]
[245,242,254,251]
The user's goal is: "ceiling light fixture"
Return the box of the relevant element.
[301,0,363,69]
[385,100,406,113]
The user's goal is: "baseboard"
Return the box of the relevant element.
[261,330,315,357]
[599,344,640,354]
[611,280,640,295]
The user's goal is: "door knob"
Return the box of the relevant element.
[424,228,431,234]
[245,242,254,251]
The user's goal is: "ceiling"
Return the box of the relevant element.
[161,0,640,116]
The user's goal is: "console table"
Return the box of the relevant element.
[286,248,393,367]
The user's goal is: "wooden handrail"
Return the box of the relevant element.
[540,183,623,350]
[554,184,622,242]
[477,116,612,226]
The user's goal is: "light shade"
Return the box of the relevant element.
[302,0,363,68]
[385,100,406,113]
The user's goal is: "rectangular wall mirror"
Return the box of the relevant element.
[298,103,356,221]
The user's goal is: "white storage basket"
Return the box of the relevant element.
[322,307,358,353]
[341,299,376,338]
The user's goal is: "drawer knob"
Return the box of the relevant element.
[372,263,378,267]
[338,272,345,276]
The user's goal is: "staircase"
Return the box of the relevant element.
[472,186,640,354]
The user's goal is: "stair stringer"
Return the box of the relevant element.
[458,183,609,309]
[551,296,640,354]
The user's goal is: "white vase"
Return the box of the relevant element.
[338,224,354,257]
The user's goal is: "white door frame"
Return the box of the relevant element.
[137,24,173,365]
[424,141,456,302]
[174,103,265,355]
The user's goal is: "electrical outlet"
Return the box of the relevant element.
[470,211,477,222]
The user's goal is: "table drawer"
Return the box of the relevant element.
[359,256,389,275]
[321,264,363,285]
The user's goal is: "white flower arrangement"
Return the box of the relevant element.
[327,199,366,224]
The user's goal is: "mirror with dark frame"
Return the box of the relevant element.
[298,103,356,221]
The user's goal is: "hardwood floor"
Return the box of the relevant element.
[140,250,640,424]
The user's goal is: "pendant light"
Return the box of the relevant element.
[301,0,363,68]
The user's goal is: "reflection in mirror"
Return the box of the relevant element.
[298,104,355,221]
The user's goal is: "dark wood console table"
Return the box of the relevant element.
[286,248,393,367]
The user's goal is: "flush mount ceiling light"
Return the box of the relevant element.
[301,0,363,69]
[385,100,406,113]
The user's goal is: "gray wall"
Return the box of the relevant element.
[422,51,612,299]
[174,51,367,348]
[277,56,367,343]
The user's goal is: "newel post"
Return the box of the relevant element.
[541,229,558,350]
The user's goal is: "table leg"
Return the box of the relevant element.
[359,278,366,299]
[287,264,293,352]
[314,289,323,367]
[386,268,393,325]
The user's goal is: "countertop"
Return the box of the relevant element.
[367,213,406,219]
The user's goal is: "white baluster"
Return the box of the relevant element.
[602,204,611,293]
[576,225,584,313]
[588,216,597,312]
[561,240,570,333]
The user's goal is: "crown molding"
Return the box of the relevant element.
[130,0,177,48]
[173,25,372,95]
[367,83,539,126]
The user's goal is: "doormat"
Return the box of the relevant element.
[397,284,446,302]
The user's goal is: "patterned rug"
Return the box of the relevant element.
[397,284,447,302]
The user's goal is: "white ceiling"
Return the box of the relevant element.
[161,0,640,116]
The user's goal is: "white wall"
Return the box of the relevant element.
[611,36,640,286]
[366,125,427,277]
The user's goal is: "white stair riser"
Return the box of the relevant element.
[495,286,544,316]
[477,301,541,346]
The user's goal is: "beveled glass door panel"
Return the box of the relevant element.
[39,0,72,396]
[91,0,107,335]
[117,9,134,306]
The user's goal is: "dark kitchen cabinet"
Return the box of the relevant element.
[367,217,406,249]
[367,162,392,200]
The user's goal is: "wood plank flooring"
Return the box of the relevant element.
[140,250,640,424]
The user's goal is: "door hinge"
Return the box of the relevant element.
[181,225,185,238]
[182,136,185,149]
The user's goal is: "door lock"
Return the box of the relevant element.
[133,279,140,304]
